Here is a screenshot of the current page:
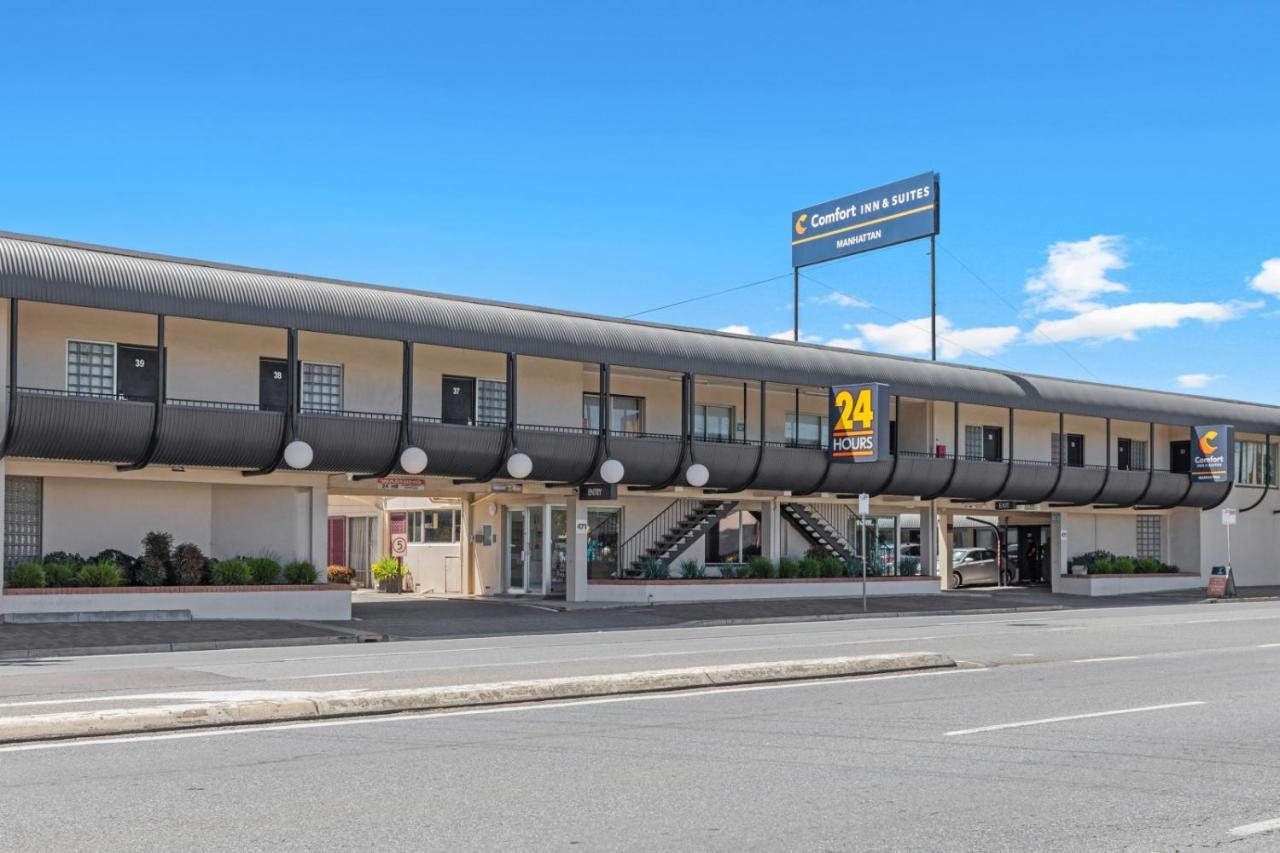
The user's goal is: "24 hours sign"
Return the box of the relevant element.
[829,383,889,463]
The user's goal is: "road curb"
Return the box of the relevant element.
[675,605,1070,628]
[0,632,384,662]
[0,652,953,744]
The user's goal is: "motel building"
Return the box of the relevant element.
[0,231,1276,622]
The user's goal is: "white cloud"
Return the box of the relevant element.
[1248,258,1280,296]
[1028,300,1258,344]
[854,315,1020,359]
[1176,373,1223,389]
[717,324,753,335]
[814,291,869,308]
[769,329,822,343]
[1025,234,1128,313]
[825,337,866,350]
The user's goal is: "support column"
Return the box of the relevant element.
[309,483,327,580]
[0,461,6,595]
[565,495,588,602]
[921,503,940,588]
[763,497,781,563]
[459,499,473,595]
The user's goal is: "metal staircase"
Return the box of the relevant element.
[781,502,856,564]
[620,498,738,576]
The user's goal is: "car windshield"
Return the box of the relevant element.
[953,549,969,562]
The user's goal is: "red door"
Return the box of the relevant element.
[327,517,347,568]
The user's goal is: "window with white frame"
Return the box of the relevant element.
[66,340,115,396]
[301,363,342,413]
[694,404,734,442]
[786,412,828,449]
[407,509,460,544]
[476,379,508,426]
[1236,439,1275,486]
[1136,515,1162,561]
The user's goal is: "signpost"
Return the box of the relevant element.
[790,172,940,355]
[1215,507,1239,597]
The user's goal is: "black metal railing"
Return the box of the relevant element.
[619,497,712,577]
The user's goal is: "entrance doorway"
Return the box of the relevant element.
[504,506,567,595]
[347,516,375,588]
[1005,524,1050,585]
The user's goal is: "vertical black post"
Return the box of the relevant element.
[793,267,799,342]
[930,235,937,361]
[1,298,18,458]
[287,328,299,440]
[600,362,611,438]
[506,352,516,434]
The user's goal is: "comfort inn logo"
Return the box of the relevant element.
[1198,430,1219,456]
[793,213,808,236]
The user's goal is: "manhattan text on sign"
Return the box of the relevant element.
[829,383,890,463]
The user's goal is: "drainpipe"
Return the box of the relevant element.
[0,298,17,459]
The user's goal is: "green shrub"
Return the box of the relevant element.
[797,555,822,578]
[717,564,738,579]
[77,561,123,588]
[327,565,354,584]
[898,556,922,576]
[639,557,668,580]
[211,558,252,585]
[747,556,775,579]
[777,557,800,579]
[9,562,45,588]
[284,560,317,584]
[1134,557,1162,574]
[1113,556,1136,574]
[42,551,84,568]
[172,543,206,585]
[372,556,404,583]
[1092,557,1114,574]
[43,561,79,588]
[678,559,704,580]
[245,556,282,585]
[1072,550,1115,573]
[93,549,133,570]
[819,554,846,578]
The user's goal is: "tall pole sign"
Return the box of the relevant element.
[790,172,940,353]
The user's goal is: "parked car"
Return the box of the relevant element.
[951,547,1010,587]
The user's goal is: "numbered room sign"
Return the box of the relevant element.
[829,383,890,463]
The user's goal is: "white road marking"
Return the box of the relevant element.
[0,667,989,753]
[1011,653,1036,657]
[1229,816,1280,838]
[1258,643,1280,649]
[944,701,1205,736]
[1071,655,1140,664]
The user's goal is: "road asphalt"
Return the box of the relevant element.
[1,600,1279,850]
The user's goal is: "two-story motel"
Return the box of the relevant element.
[0,232,1274,620]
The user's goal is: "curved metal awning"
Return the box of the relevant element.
[2,231,1279,432]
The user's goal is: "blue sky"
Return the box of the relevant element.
[2,2,1278,400]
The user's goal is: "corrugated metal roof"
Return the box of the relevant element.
[1,230,1277,433]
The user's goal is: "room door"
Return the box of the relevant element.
[442,376,476,426]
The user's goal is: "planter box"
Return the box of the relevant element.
[1,584,352,620]
[1056,572,1204,597]
[587,576,941,603]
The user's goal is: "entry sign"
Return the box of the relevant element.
[829,382,890,463]
[791,173,940,268]
[579,483,617,501]
[1191,424,1234,483]
[1221,507,1238,526]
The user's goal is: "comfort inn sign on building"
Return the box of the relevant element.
[1190,424,1234,483]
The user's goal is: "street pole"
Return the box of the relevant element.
[793,267,799,342]
[860,514,867,612]
[930,235,937,362]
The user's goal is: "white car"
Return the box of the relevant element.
[951,547,1008,587]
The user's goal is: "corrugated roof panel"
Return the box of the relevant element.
[1,231,1278,433]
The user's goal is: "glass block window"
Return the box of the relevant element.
[301,363,342,413]
[964,426,984,460]
[1136,515,1162,561]
[66,340,115,396]
[5,476,42,574]
[477,379,507,426]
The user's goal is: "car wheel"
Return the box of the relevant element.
[952,571,962,589]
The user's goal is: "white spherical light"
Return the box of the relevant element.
[599,458,625,484]
[399,446,428,474]
[685,463,710,488]
[506,452,533,480]
[283,439,314,469]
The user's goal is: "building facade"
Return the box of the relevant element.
[0,232,1274,617]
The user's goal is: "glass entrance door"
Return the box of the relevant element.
[528,509,544,592]
[506,509,525,592]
